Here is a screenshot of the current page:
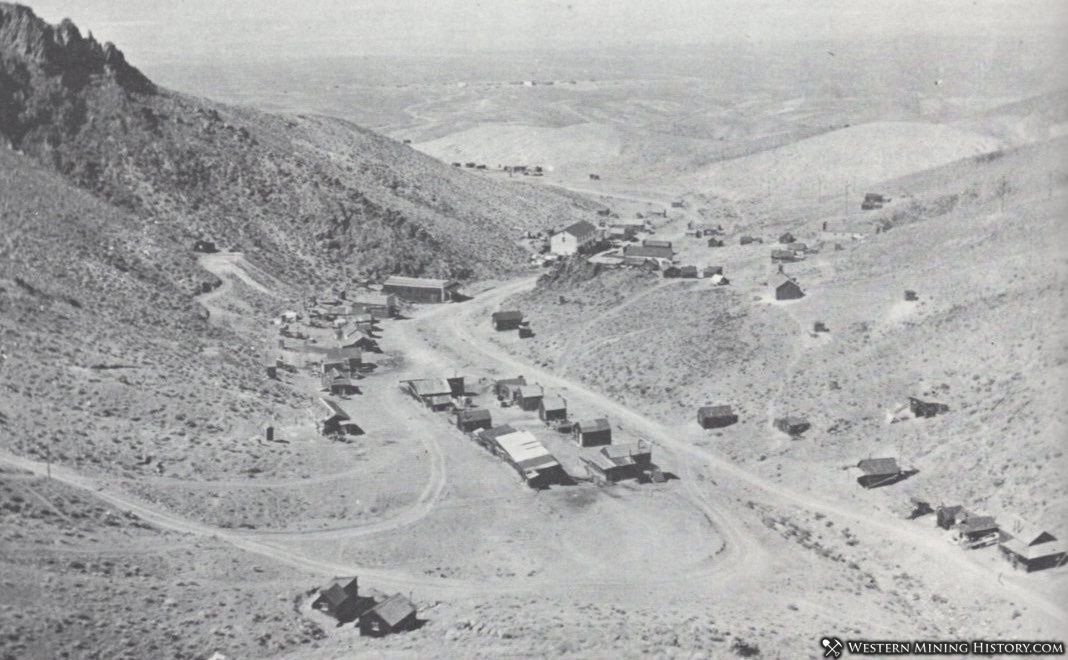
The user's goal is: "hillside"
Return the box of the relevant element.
[689,121,1004,199]
[0,3,595,283]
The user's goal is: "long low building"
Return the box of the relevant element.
[485,428,566,487]
[382,276,460,303]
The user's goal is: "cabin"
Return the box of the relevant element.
[318,398,363,437]
[740,235,760,245]
[358,594,418,637]
[855,458,903,489]
[382,276,461,304]
[861,192,889,210]
[403,378,454,409]
[774,416,810,436]
[589,173,601,181]
[573,418,612,447]
[905,290,919,302]
[935,505,968,530]
[623,244,674,265]
[493,429,567,487]
[550,220,601,256]
[707,237,724,248]
[779,232,796,244]
[671,200,685,209]
[950,515,999,549]
[192,239,218,253]
[513,384,544,411]
[538,396,567,423]
[344,291,398,318]
[703,266,724,278]
[813,321,829,333]
[770,272,804,300]
[494,376,527,400]
[312,577,363,623]
[999,519,1067,572]
[909,397,949,418]
[518,326,535,339]
[678,265,699,279]
[322,371,360,396]
[581,440,652,483]
[698,405,737,429]
[456,408,493,433]
[323,347,361,373]
[491,310,524,331]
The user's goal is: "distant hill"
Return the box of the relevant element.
[688,121,1004,199]
[0,3,594,284]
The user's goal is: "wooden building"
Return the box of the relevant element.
[322,370,360,396]
[344,291,398,318]
[323,347,361,374]
[494,376,527,400]
[855,458,903,489]
[513,384,544,411]
[1000,519,1067,572]
[573,418,612,447]
[492,310,524,331]
[770,271,804,300]
[358,593,418,637]
[456,408,492,433]
[403,378,454,407]
[550,220,601,256]
[950,515,999,549]
[382,276,460,304]
[318,398,362,436]
[581,440,652,483]
[312,577,363,623]
[539,396,567,423]
[493,429,567,487]
[909,397,949,418]
[697,405,737,429]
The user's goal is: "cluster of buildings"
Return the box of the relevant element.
[312,577,419,636]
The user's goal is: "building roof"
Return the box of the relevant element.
[347,291,393,305]
[326,346,361,362]
[517,385,544,399]
[576,418,611,434]
[643,239,672,248]
[319,398,350,421]
[624,245,674,260]
[1001,516,1058,547]
[406,378,453,397]
[561,220,598,239]
[857,458,900,476]
[479,425,517,441]
[540,396,567,412]
[458,408,492,423]
[770,272,800,291]
[496,376,527,388]
[1000,537,1067,560]
[492,310,524,322]
[383,275,458,290]
[367,593,416,627]
[699,405,734,418]
[602,442,650,464]
[319,583,352,609]
[955,515,998,534]
[426,394,453,406]
[496,430,556,466]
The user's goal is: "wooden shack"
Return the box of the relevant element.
[697,405,737,429]
[491,310,524,331]
[855,458,903,489]
[456,408,492,433]
[573,418,612,447]
[539,396,567,423]
[358,594,418,637]
[774,416,810,436]
[909,397,949,418]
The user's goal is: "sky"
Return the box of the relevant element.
[25,0,1067,66]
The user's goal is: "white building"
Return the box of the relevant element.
[549,220,600,256]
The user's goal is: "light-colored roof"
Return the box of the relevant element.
[1001,516,1058,546]
[368,593,416,627]
[517,385,544,399]
[496,430,555,465]
[407,378,453,396]
[492,310,524,321]
[576,418,611,434]
[1000,538,1067,560]
[770,272,800,290]
[699,405,734,417]
[319,398,350,420]
[458,408,492,422]
[384,275,457,289]
[347,291,393,305]
[857,458,900,476]
[540,396,566,412]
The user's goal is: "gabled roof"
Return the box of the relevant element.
[516,385,544,399]
[406,378,453,397]
[575,418,611,434]
[384,275,458,289]
[770,272,800,290]
[624,245,673,260]
[857,458,900,476]
[1002,516,1058,547]
[496,430,556,466]
[319,583,351,609]
[540,396,566,412]
[561,220,598,239]
[492,310,524,322]
[602,442,650,465]
[457,408,491,423]
[1000,537,1067,560]
[699,405,734,418]
[367,593,416,627]
[955,515,998,534]
[319,398,350,420]
[480,424,518,441]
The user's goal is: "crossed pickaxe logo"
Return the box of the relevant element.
[821,637,843,658]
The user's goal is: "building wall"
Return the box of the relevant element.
[550,232,579,256]
[383,284,446,303]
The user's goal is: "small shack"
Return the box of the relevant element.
[778,232,796,244]
[192,239,218,253]
[403,378,454,408]
[740,235,760,245]
[323,347,361,374]
[905,290,919,302]
[573,418,612,447]
[494,376,527,400]
[455,408,492,433]
[936,505,967,530]
[707,237,724,248]
[774,416,810,436]
[312,577,362,623]
[697,405,738,429]
[855,458,903,489]
[492,310,524,331]
[538,396,567,423]
[771,249,802,263]
[318,398,363,437]
[358,594,418,637]
[770,271,804,300]
[950,515,999,549]
[519,326,535,339]
[581,441,652,483]
[322,371,360,396]
[909,397,949,418]
[514,384,544,411]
